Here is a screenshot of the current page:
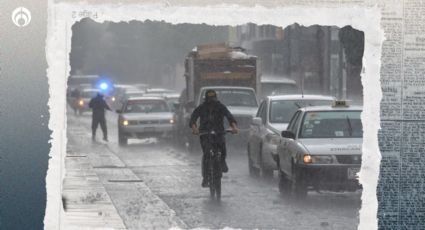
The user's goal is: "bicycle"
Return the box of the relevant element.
[198,130,233,201]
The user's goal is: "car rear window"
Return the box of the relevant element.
[299,111,362,138]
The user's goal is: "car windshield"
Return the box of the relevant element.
[299,111,362,138]
[269,99,333,123]
[124,100,169,113]
[201,89,258,107]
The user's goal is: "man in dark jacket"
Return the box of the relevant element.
[89,92,111,141]
[189,89,239,187]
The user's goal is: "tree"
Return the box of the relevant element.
[338,26,364,66]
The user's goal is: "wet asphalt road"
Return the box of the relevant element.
[67,110,361,229]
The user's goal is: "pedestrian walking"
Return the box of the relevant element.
[89,92,111,141]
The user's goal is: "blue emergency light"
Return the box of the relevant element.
[95,78,114,95]
[100,82,108,90]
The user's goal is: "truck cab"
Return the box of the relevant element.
[174,43,261,152]
[196,86,259,130]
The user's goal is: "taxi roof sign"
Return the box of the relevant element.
[332,100,350,107]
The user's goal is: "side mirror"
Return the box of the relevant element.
[281,130,295,139]
[252,117,262,126]
[116,109,122,114]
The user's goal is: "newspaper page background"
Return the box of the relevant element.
[44,0,422,229]
[376,0,425,228]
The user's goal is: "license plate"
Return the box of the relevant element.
[347,167,360,179]
[144,127,155,132]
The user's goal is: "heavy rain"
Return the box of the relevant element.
[64,19,364,229]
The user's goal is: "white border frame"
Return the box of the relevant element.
[45,3,384,230]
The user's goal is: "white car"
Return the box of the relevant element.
[247,95,335,178]
[260,75,298,100]
[112,84,139,108]
[277,101,363,198]
[117,96,174,145]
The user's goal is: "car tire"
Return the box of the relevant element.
[118,128,128,146]
[278,170,291,195]
[248,146,259,177]
[291,164,308,199]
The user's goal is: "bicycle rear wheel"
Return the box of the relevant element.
[209,156,216,199]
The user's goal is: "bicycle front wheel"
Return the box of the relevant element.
[213,176,221,201]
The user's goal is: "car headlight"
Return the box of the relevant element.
[79,100,84,106]
[112,96,116,102]
[265,133,280,145]
[312,155,334,164]
[303,154,313,164]
[170,119,174,124]
[122,120,129,126]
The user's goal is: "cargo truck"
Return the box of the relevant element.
[173,43,261,152]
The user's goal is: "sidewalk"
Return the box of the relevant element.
[62,138,127,229]
[62,141,127,229]
[62,118,187,229]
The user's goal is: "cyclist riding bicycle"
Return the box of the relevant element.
[190,89,239,187]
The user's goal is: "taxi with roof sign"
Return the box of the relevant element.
[276,100,362,198]
[247,94,335,178]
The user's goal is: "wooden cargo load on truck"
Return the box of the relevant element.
[185,43,259,102]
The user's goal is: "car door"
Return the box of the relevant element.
[257,100,270,163]
[249,100,265,164]
[279,111,302,176]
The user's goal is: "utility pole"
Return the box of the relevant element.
[341,48,347,100]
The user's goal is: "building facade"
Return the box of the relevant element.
[231,23,363,104]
